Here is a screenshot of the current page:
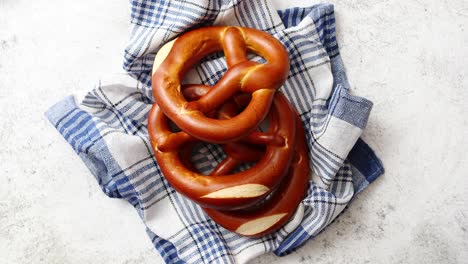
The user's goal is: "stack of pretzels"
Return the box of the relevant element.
[148,26,309,237]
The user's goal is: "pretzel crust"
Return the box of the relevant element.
[203,112,309,237]
[148,26,309,237]
[152,26,290,143]
[147,93,296,210]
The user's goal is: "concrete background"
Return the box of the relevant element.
[1,0,467,263]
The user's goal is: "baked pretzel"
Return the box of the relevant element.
[147,93,296,210]
[164,94,308,236]
[194,93,309,237]
[149,27,309,237]
[152,26,290,143]
[203,112,309,237]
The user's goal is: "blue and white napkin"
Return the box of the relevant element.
[46,1,384,263]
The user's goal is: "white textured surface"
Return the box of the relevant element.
[1,0,467,263]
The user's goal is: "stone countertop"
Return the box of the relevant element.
[1,0,467,263]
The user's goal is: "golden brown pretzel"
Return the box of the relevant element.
[191,91,309,236]
[181,86,268,175]
[177,95,309,236]
[204,112,309,237]
[152,26,290,143]
[147,93,296,210]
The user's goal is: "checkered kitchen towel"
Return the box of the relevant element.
[46,1,384,263]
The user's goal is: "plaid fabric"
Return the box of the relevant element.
[45,1,384,263]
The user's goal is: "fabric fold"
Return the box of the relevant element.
[46,1,384,263]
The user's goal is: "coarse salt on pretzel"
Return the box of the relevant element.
[151,26,290,143]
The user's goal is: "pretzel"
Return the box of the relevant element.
[203,112,309,237]
[147,93,296,210]
[149,27,308,237]
[152,26,290,143]
[194,93,309,236]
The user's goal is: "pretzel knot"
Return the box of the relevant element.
[148,93,296,210]
[152,26,290,143]
[149,26,309,237]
